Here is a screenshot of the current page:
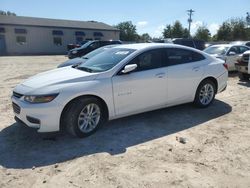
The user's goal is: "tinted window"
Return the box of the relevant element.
[129,49,164,72]
[16,36,26,45]
[238,46,249,54]
[166,48,205,66]
[245,42,250,47]
[53,37,62,46]
[228,46,239,54]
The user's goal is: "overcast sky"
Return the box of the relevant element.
[1,0,249,37]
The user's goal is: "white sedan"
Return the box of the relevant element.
[12,43,228,137]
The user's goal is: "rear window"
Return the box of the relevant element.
[166,48,205,66]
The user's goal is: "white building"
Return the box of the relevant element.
[0,15,120,55]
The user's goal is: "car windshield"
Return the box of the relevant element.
[80,41,94,49]
[77,48,135,73]
[204,46,229,55]
[82,45,117,59]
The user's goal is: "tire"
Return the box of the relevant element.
[238,72,250,81]
[62,97,106,138]
[194,79,216,108]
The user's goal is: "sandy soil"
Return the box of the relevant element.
[0,56,250,188]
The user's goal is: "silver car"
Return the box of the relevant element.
[204,44,250,71]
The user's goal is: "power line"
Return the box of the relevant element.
[187,9,195,38]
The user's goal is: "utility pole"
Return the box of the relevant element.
[246,12,250,27]
[187,9,195,38]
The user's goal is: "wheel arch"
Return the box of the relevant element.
[59,94,109,131]
[198,76,218,93]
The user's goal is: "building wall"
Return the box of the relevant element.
[0,25,120,55]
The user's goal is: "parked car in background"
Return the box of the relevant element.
[203,44,250,71]
[230,41,250,47]
[235,50,250,80]
[12,43,228,137]
[67,41,89,51]
[152,38,205,50]
[68,40,122,59]
[58,45,119,68]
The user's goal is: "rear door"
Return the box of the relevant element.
[165,48,206,105]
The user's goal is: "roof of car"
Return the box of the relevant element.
[208,44,250,48]
[113,43,193,50]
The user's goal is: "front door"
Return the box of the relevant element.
[0,35,6,55]
[112,49,168,116]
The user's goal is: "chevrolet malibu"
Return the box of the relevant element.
[12,43,228,137]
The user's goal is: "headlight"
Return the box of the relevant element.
[24,94,59,103]
[72,50,77,54]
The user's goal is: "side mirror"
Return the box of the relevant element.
[228,51,236,56]
[121,64,137,74]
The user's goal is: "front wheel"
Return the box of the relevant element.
[194,80,216,108]
[63,97,106,138]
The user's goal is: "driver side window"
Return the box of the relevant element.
[128,49,163,72]
[228,46,239,54]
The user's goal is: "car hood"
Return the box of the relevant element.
[15,67,98,94]
[57,58,86,68]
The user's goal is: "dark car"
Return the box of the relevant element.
[67,41,89,51]
[171,38,205,50]
[58,45,119,68]
[68,40,122,59]
[152,38,205,50]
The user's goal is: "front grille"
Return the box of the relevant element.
[13,91,23,99]
[242,54,249,63]
[12,102,21,114]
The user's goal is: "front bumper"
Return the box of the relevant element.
[11,96,63,133]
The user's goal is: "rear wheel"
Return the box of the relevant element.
[238,72,250,81]
[62,97,106,138]
[194,79,216,108]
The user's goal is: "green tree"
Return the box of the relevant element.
[171,21,185,38]
[217,22,232,41]
[194,26,211,41]
[0,10,16,16]
[216,18,249,41]
[163,24,172,38]
[115,21,138,41]
[162,21,188,38]
[183,28,189,38]
[139,33,151,42]
[231,18,248,40]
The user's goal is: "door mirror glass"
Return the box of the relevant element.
[121,64,137,74]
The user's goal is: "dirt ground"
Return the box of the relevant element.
[0,56,250,188]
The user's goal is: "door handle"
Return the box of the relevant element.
[155,73,165,78]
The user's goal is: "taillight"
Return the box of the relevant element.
[223,63,228,70]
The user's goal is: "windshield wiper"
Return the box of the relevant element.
[81,56,89,59]
[77,66,93,73]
